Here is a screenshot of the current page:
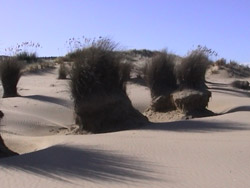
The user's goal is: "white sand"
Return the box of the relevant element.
[1,67,250,188]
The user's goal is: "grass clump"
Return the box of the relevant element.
[143,51,177,112]
[176,50,211,89]
[0,57,24,98]
[173,50,212,115]
[66,49,84,62]
[70,38,146,133]
[70,40,127,104]
[58,63,68,79]
[16,51,38,64]
[225,61,250,77]
[231,80,249,90]
[144,51,177,97]
[215,58,226,67]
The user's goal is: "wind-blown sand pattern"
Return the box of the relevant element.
[1,65,250,188]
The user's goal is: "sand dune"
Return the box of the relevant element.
[1,67,250,188]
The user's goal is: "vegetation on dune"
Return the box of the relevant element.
[70,39,127,103]
[58,63,68,79]
[5,41,41,60]
[231,80,249,90]
[66,49,84,62]
[2,38,249,123]
[176,50,211,89]
[225,61,250,77]
[0,57,24,98]
[214,58,227,67]
[213,58,250,77]
[144,50,177,98]
[129,49,157,57]
[16,51,38,64]
[142,46,215,115]
[70,38,146,133]
[172,47,213,116]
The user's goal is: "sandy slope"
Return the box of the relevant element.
[1,67,250,188]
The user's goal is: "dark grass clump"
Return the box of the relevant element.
[58,63,68,79]
[0,57,24,98]
[176,50,211,89]
[130,49,156,57]
[66,49,84,62]
[144,51,177,98]
[215,58,226,67]
[70,38,146,133]
[143,51,177,112]
[16,51,38,64]
[173,50,212,116]
[70,41,128,104]
[224,61,250,77]
[231,80,249,90]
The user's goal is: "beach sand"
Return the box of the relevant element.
[0,66,250,188]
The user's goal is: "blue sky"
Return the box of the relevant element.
[0,0,249,63]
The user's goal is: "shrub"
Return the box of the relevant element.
[231,80,249,90]
[16,51,38,64]
[215,58,226,67]
[58,63,68,79]
[223,60,250,77]
[70,45,127,105]
[131,49,156,57]
[70,38,145,133]
[176,50,210,89]
[26,63,40,73]
[66,49,84,62]
[54,57,68,64]
[144,51,177,97]
[0,57,24,98]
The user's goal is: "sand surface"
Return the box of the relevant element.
[1,67,250,188]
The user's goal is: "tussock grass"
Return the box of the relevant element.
[215,58,226,67]
[70,45,128,104]
[66,49,84,62]
[70,38,141,133]
[22,61,55,73]
[231,80,249,90]
[58,63,68,79]
[16,51,38,64]
[225,61,250,77]
[176,50,210,89]
[0,57,24,98]
[144,51,177,97]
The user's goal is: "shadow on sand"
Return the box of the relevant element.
[23,95,72,108]
[206,80,229,88]
[209,87,250,97]
[0,145,161,184]
[225,105,250,113]
[142,120,250,133]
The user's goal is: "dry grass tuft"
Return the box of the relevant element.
[176,50,210,89]
[70,38,146,133]
[144,51,177,97]
[0,57,24,97]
